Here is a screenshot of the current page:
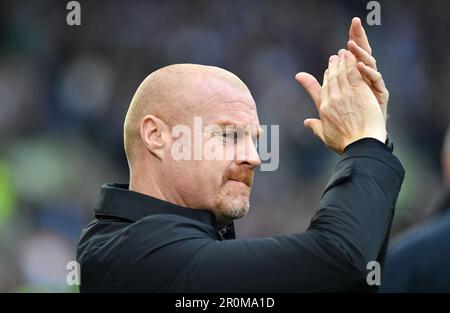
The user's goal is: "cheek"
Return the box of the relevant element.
[203,160,230,186]
[167,159,197,187]
[178,160,222,188]
[171,158,233,199]
[190,160,231,198]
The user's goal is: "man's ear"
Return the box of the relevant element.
[140,114,170,160]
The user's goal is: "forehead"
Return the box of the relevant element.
[196,77,259,127]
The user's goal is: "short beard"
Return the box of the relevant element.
[214,183,251,225]
[216,189,250,225]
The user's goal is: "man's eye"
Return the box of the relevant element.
[222,132,233,138]
[221,131,237,143]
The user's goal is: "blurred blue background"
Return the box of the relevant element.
[0,0,449,292]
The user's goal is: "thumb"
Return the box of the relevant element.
[295,72,321,111]
[304,118,324,142]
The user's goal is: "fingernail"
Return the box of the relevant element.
[338,49,346,57]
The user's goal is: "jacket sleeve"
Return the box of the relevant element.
[172,138,405,292]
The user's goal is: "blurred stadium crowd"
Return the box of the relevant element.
[0,0,449,292]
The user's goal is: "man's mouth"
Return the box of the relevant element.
[222,168,253,188]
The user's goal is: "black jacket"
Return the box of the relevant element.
[77,138,405,292]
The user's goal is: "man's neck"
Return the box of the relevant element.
[129,171,190,209]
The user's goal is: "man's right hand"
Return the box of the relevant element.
[348,17,389,122]
[296,49,386,154]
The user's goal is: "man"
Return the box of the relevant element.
[380,127,450,292]
[77,18,404,292]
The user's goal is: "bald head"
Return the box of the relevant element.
[124,64,251,166]
[123,64,261,223]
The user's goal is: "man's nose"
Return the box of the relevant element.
[235,137,261,168]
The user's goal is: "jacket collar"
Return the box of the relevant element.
[94,183,235,234]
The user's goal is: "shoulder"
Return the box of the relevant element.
[127,213,217,241]
[78,214,218,292]
[390,211,450,259]
[381,211,450,291]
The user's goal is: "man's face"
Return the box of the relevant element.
[166,78,262,225]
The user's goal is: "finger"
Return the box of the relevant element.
[328,55,340,97]
[347,40,377,70]
[349,17,372,55]
[357,62,386,93]
[345,50,363,86]
[358,62,388,120]
[295,72,321,110]
[337,49,350,89]
[321,69,329,106]
[304,118,324,142]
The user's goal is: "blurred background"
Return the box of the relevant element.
[0,0,449,292]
